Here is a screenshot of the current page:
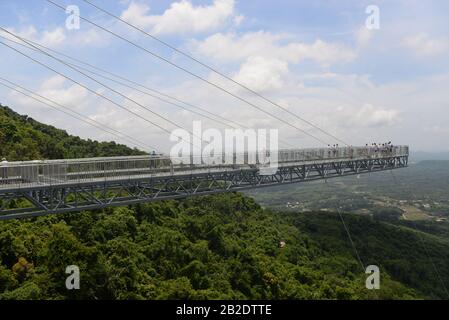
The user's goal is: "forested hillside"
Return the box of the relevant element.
[0,105,448,300]
[0,104,145,160]
[0,193,432,300]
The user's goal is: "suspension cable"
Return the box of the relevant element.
[80,0,349,146]
[324,178,365,272]
[0,27,203,145]
[7,35,249,130]
[0,78,156,151]
[0,33,298,149]
[0,40,203,152]
[45,0,332,147]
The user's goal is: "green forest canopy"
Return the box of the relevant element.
[0,104,448,300]
[0,104,146,160]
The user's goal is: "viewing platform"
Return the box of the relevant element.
[0,146,409,220]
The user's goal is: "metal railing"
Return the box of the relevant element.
[0,146,409,189]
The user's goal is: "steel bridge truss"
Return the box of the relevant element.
[0,155,408,220]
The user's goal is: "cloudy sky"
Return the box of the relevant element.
[0,0,448,153]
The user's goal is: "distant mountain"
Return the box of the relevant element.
[410,151,449,162]
[0,104,146,161]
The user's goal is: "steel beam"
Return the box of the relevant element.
[0,155,408,220]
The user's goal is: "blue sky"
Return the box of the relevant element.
[0,0,448,152]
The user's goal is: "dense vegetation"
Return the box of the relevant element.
[1,105,448,300]
[0,105,146,160]
[1,193,437,300]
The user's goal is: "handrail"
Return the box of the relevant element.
[0,146,409,188]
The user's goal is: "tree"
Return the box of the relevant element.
[12,257,34,282]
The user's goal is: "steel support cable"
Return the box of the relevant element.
[1,38,298,163]
[0,39,168,137]
[0,34,298,149]
[0,77,155,151]
[80,0,349,147]
[0,28,207,148]
[0,42,201,152]
[389,169,449,298]
[61,64,240,129]
[45,0,332,147]
[0,36,231,129]
[64,59,298,149]
[7,34,250,131]
[324,178,365,273]
[0,80,149,151]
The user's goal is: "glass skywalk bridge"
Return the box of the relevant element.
[0,146,409,220]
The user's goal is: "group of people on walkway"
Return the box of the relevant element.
[365,142,395,156]
[367,141,394,151]
[325,142,395,159]
[327,144,341,157]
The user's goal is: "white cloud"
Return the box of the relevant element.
[232,56,289,93]
[345,104,400,128]
[120,0,236,35]
[40,75,66,90]
[40,27,66,46]
[194,31,356,95]
[40,81,89,108]
[69,28,111,47]
[194,31,356,66]
[425,125,449,135]
[5,25,37,40]
[11,75,90,113]
[355,26,373,48]
[5,25,66,46]
[233,14,244,27]
[402,33,449,56]
[1,25,109,49]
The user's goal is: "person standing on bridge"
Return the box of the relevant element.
[349,146,354,159]
[332,144,337,158]
[1,158,8,182]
